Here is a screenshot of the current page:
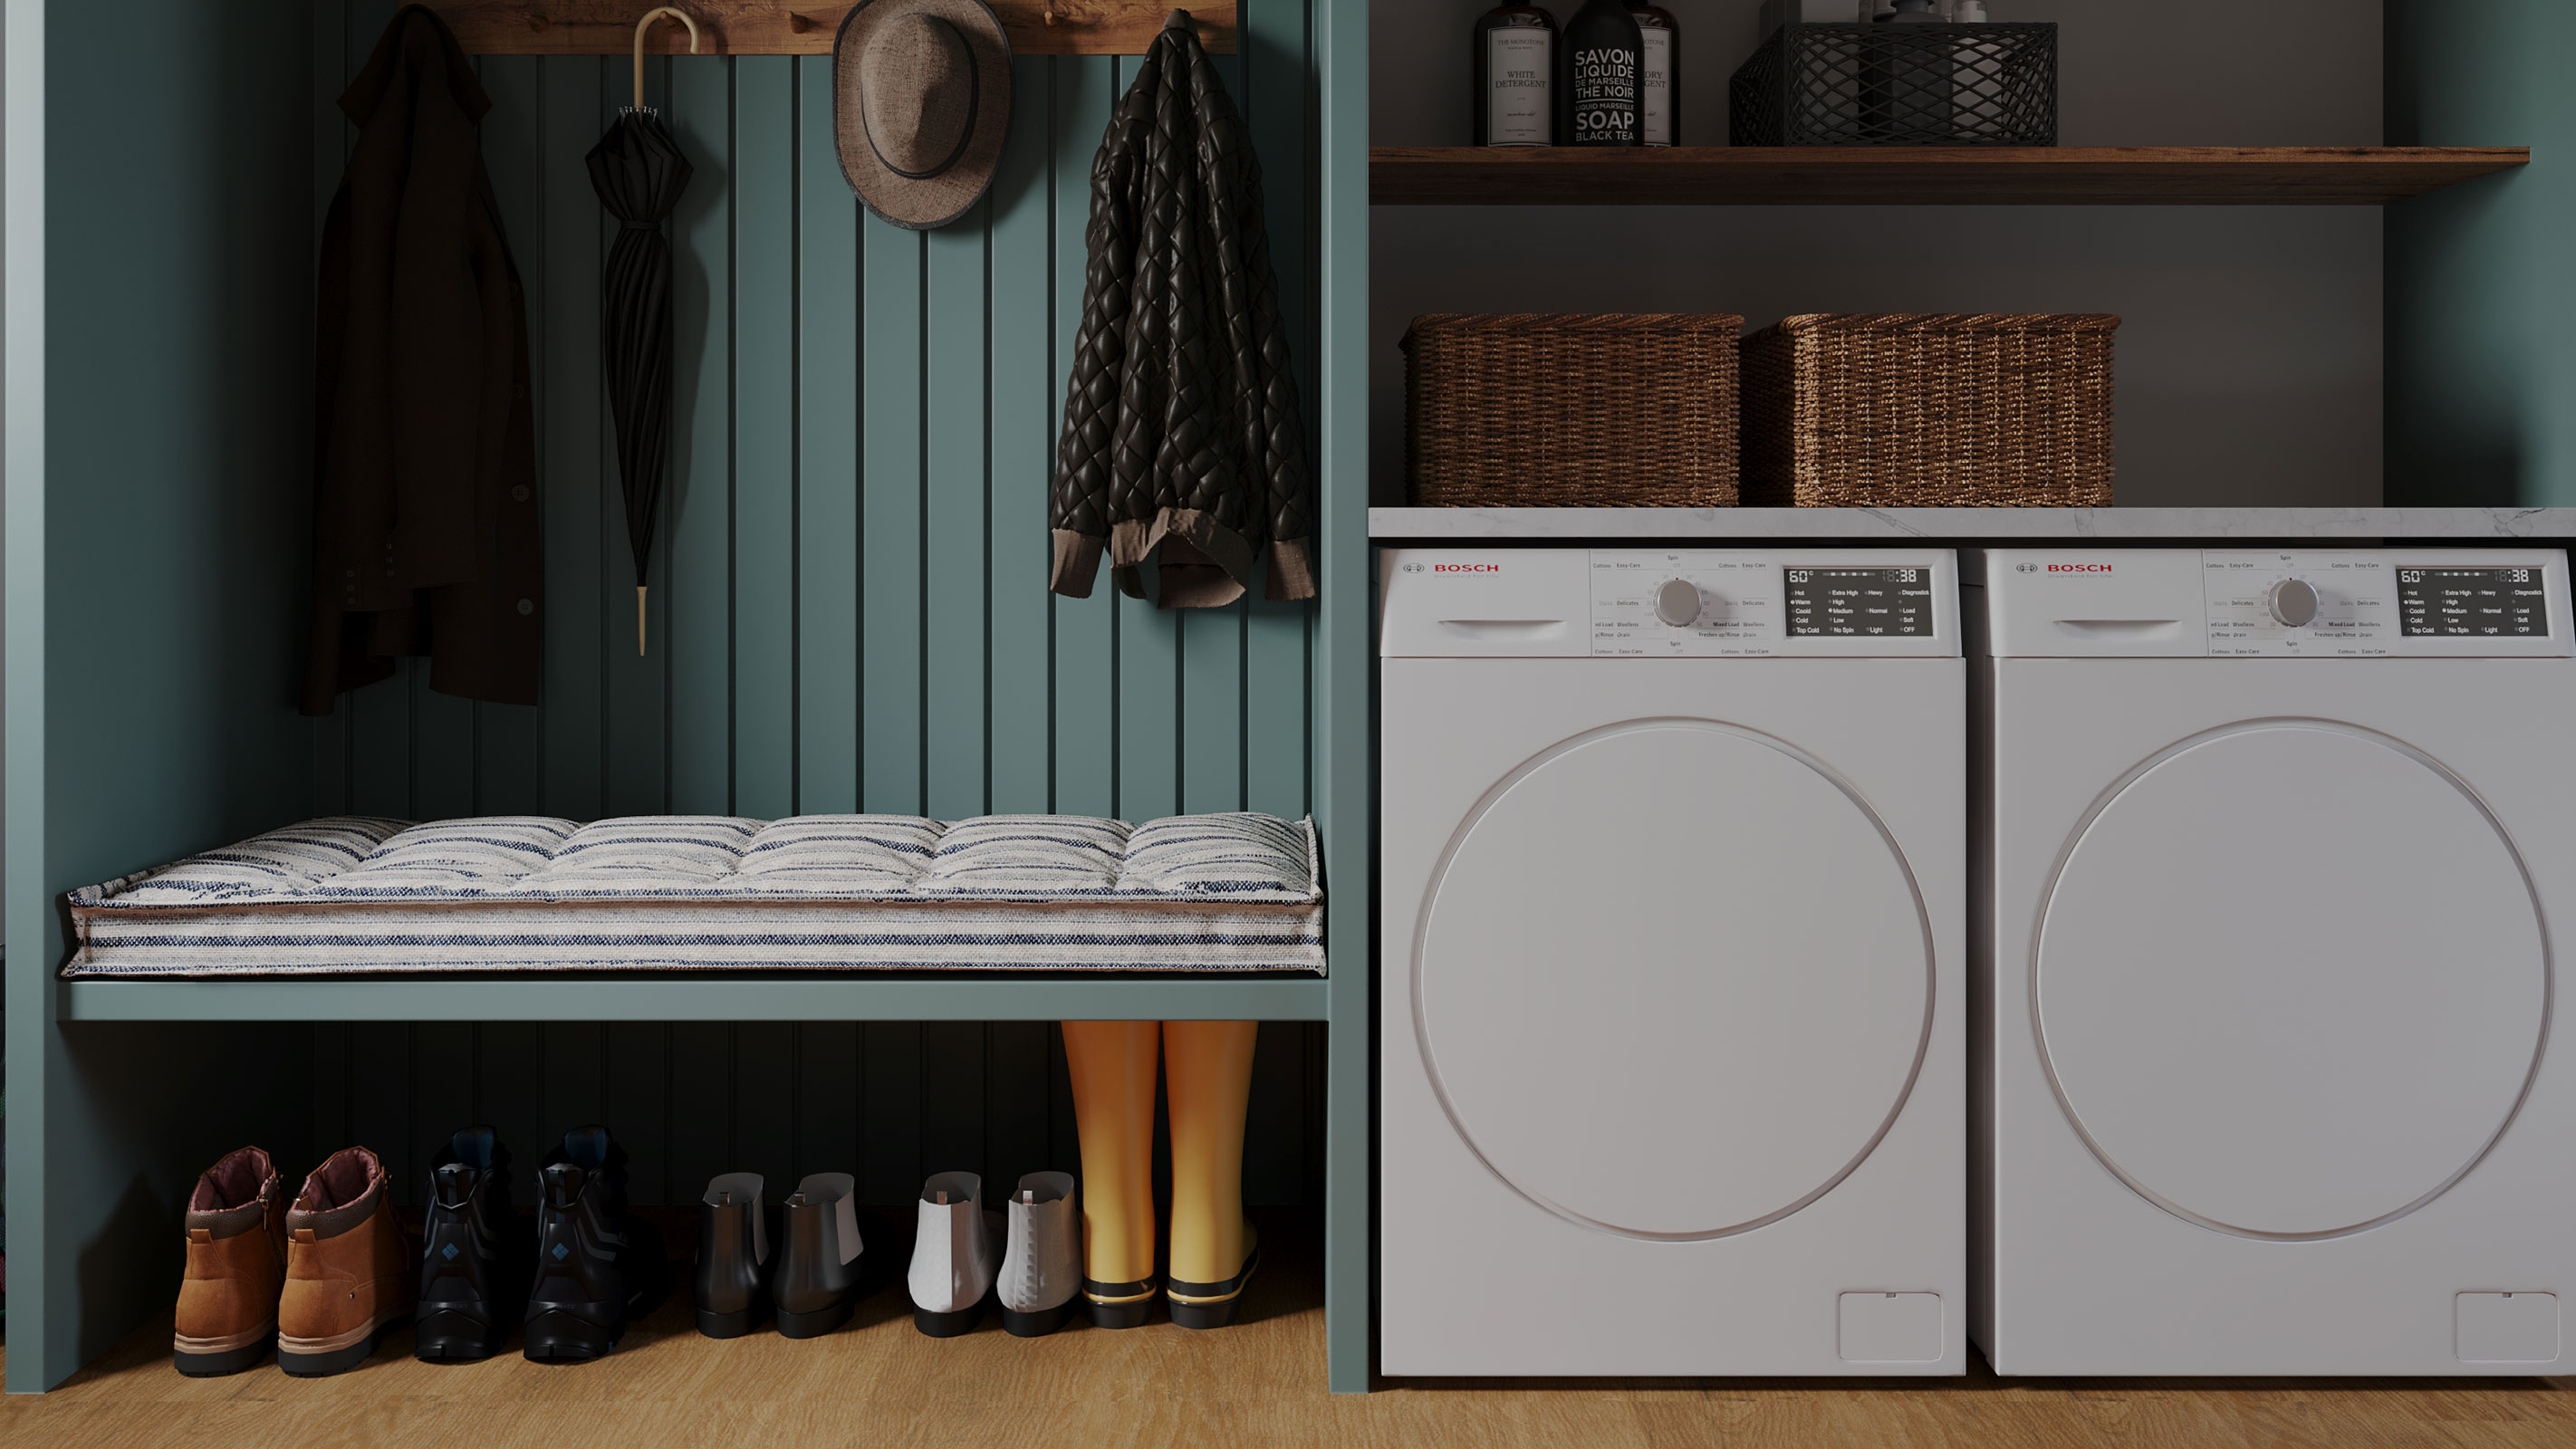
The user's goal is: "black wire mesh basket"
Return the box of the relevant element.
[1730,23,2056,146]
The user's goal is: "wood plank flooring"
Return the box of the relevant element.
[7,1218,2575,1448]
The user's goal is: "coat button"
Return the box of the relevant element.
[511,485,530,503]
[517,599,534,616]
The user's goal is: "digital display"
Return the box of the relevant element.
[1783,567,1934,638]
[2396,567,2549,638]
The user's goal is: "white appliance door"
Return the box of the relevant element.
[2033,719,2547,1240]
[1985,657,2576,1376]
[1383,657,1964,1375]
[1416,718,1935,1240]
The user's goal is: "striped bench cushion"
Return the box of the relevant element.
[62,813,1322,977]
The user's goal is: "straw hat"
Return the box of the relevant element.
[833,0,1013,230]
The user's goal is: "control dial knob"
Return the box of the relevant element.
[2268,577,2321,629]
[1655,579,1704,629]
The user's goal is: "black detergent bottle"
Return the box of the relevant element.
[1561,0,1645,147]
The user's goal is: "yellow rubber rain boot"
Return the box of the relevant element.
[1164,1019,1260,1329]
[1063,1019,1161,1328]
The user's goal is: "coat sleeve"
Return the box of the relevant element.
[1197,51,1315,602]
[1049,79,1149,600]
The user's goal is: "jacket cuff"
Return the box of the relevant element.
[1050,530,1105,598]
[1264,538,1317,601]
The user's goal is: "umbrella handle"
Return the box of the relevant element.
[633,7,703,111]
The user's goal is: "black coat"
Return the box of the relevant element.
[302,5,541,715]
[1048,12,1315,609]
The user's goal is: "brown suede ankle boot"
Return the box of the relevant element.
[278,1146,417,1376]
[173,1146,287,1376]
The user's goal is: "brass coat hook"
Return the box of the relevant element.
[632,6,702,110]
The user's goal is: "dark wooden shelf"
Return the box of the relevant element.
[1370,146,2529,206]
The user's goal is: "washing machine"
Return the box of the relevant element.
[1974,548,2576,1376]
[1379,548,1965,1377]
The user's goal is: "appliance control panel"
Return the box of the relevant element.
[1380,549,1959,657]
[1983,549,2575,658]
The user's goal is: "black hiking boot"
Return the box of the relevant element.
[523,1126,666,1362]
[416,1127,527,1361]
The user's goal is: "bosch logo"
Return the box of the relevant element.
[1433,564,1502,573]
[2047,564,2114,573]
[2014,562,2038,573]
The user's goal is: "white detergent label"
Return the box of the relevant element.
[1487,30,1552,146]
[1641,29,1673,145]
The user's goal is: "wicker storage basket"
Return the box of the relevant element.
[1740,312,2117,507]
[1402,313,1742,507]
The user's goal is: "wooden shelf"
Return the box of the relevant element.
[428,2,1235,57]
[59,974,1331,1022]
[1370,146,2529,206]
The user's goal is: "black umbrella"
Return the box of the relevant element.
[588,8,699,655]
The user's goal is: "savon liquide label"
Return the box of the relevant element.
[1572,45,1639,144]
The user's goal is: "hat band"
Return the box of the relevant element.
[866,62,979,181]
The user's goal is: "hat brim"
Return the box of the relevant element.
[834,0,1013,231]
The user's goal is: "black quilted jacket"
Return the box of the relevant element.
[1049,12,1315,608]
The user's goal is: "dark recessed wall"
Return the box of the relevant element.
[1372,0,2387,509]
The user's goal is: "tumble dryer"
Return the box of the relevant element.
[1379,548,1964,1376]
[1974,548,2576,1376]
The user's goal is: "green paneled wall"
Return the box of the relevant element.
[304,3,1322,1206]
[2386,0,2576,504]
[6,0,328,1390]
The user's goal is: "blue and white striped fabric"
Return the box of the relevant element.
[63,813,1322,977]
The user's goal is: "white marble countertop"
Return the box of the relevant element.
[1370,507,2576,540]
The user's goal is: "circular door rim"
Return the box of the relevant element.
[1412,716,1939,1243]
[2029,716,2555,1243]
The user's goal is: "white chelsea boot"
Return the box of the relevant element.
[908,1171,1002,1337]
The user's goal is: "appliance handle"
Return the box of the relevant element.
[2052,619,2184,638]
[1437,619,1572,641]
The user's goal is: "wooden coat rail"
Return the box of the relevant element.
[428,2,1237,55]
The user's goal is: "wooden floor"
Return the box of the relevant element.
[8,1219,2576,1448]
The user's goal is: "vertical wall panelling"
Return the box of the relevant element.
[1050,59,1118,819]
[987,58,1056,812]
[605,1022,676,1199]
[733,58,801,820]
[860,1022,926,1204]
[312,14,1324,1214]
[664,1021,735,1203]
[861,218,927,815]
[477,1022,547,1192]
[927,206,994,821]
[797,55,863,813]
[797,1022,862,1184]
[411,1022,478,1188]
[537,58,609,821]
[668,55,735,814]
[733,1022,800,1191]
